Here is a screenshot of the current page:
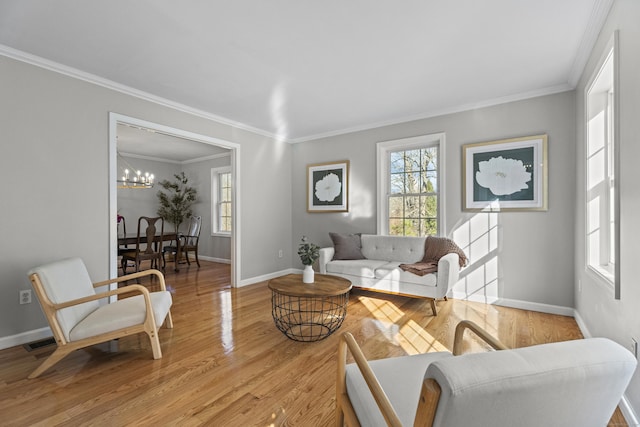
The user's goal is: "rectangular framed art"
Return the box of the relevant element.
[307,160,349,212]
[462,135,548,211]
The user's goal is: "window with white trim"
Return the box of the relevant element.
[586,40,618,291]
[377,134,444,236]
[211,167,232,236]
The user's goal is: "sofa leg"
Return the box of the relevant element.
[430,299,437,316]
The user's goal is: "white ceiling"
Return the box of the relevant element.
[117,123,229,163]
[0,1,608,143]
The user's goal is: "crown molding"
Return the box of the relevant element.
[0,44,281,142]
[567,0,614,87]
[288,83,573,144]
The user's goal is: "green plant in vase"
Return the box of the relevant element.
[298,236,319,283]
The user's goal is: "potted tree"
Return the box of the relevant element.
[156,172,198,234]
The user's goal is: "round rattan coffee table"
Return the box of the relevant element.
[268,273,352,342]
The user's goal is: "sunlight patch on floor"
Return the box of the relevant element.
[359,296,446,354]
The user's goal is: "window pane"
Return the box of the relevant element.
[389,196,403,217]
[390,152,405,173]
[390,173,404,194]
[404,196,420,219]
[421,171,437,193]
[405,219,420,236]
[389,219,404,236]
[404,150,420,172]
[405,172,420,193]
[421,195,438,217]
[422,219,438,236]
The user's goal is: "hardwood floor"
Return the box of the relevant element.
[0,260,627,426]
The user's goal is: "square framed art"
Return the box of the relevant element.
[462,135,548,211]
[307,160,349,212]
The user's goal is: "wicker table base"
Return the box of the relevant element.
[268,274,352,342]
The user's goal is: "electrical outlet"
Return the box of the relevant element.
[632,338,638,359]
[278,249,283,258]
[19,289,32,305]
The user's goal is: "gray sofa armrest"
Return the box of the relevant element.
[319,247,334,274]
[436,252,460,299]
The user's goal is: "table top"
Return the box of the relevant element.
[268,274,352,297]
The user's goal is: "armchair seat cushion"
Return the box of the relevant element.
[346,351,453,426]
[69,291,172,341]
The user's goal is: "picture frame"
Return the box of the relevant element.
[462,135,548,211]
[307,160,349,212]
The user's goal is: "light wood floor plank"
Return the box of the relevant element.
[0,261,626,426]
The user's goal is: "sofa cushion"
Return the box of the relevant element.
[326,259,389,278]
[375,262,438,287]
[361,235,425,263]
[330,232,365,260]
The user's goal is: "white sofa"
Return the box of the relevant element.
[318,234,461,315]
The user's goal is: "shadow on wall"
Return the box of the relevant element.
[452,211,500,304]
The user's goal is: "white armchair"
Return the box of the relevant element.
[336,321,636,427]
[27,257,173,378]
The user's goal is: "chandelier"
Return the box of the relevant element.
[117,154,155,189]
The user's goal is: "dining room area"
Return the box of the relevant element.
[115,122,233,277]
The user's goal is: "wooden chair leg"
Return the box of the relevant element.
[28,346,74,379]
[147,328,162,359]
[430,298,437,316]
[194,251,200,267]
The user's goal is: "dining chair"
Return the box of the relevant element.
[163,215,202,269]
[27,257,173,378]
[117,215,129,256]
[121,216,164,273]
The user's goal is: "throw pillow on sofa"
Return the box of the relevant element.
[329,232,365,260]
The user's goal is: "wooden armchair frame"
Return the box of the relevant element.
[336,320,507,427]
[28,268,173,379]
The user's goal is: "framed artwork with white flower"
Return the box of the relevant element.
[307,160,349,212]
[462,135,548,211]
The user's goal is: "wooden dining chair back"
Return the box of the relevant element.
[121,216,164,273]
[181,215,202,267]
[117,215,128,256]
[336,320,637,427]
[27,257,173,378]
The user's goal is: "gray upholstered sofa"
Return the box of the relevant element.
[318,234,461,315]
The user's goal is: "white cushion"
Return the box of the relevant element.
[70,291,172,341]
[361,234,425,263]
[374,262,437,287]
[28,258,100,342]
[427,338,636,427]
[326,259,389,278]
[346,351,453,426]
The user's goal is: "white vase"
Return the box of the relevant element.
[303,265,315,284]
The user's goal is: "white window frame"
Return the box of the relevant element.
[585,31,620,298]
[211,166,232,237]
[376,133,445,236]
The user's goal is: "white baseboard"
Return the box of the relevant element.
[195,255,231,264]
[450,291,574,316]
[0,327,52,351]
[238,268,298,287]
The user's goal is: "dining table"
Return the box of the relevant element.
[118,232,181,272]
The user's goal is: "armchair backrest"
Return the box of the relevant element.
[28,258,99,342]
[426,337,636,427]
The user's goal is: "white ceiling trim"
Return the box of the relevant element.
[120,150,230,165]
[567,0,615,87]
[0,44,281,142]
[289,83,573,144]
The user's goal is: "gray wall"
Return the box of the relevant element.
[0,54,292,340]
[293,90,576,309]
[574,0,640,413]
[183,155,232,261]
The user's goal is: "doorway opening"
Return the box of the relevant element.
[108,112,241,288]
